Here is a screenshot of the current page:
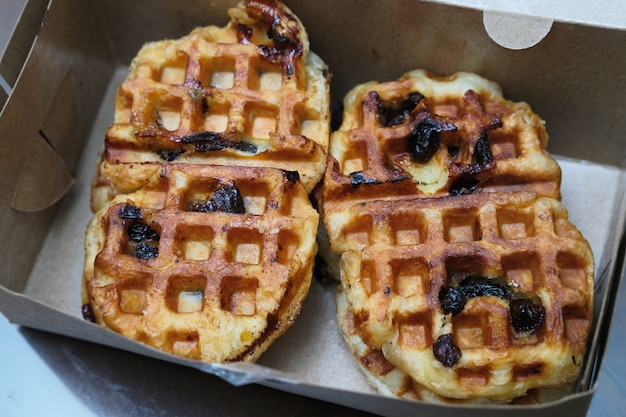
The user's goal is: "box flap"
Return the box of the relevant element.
[483,10,553,50]
[0,0,49,112]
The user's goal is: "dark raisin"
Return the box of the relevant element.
[211,185,245,214]
[284,170,300,183]
[118,204,142,220]
[439,286,467,315]
[127,221,160,242]
[81,303,96,323]
[433,333,462,367]
[404,92,425,110]
[474,131,494,165]
[460,276,513,300]
[157,149,183,161]
[133,241,159,259]
[180,131,257,154]
[377,92,424,127]
[510,298,545,332]
[440,275,515,315]
[349,171,380,188]
[449,177,480,196]
[191,199,216,213]
[408,117,442,163]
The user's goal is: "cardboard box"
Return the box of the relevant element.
[1,0,625,415]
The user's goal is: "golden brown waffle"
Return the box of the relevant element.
[83,164,318,362]
[323,70,561,211]
[336,287,557,405]
[334,192,593,401]
[93,0,330,211]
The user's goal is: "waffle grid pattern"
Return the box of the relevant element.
[89,165,317,361]
[324,70,561,203]
[337,192,593,399]
[103,14,330,192]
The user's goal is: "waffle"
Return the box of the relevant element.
[92,0,330,211]
[322,70,561,223]
[83,164,318,363]
[333,191,593,401]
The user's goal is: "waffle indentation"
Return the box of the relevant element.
[391,257,430,297]
[443,211,480,243]
[160,55,189,85]
[170,332,200,358]
[221,276,258,315]
[177,226,214,260]
[117,275,150,315]
[246,104,278,140]
[228,228,263,264]
[557,252,589,290]
[390,210,427,246]
[489,131,520,159]
[503,252,541,292]
[166,275,206,313]
[248,59,283,91]
[276,230,300,265]
[497,207,535,239]
[458,367,490,387]
[398,314,432,349]
[201,57,236,89]
[344,214,373,249]
[359,260,377,295]
[204,103,230,132]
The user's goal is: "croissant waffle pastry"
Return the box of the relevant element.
[84,164,317,362]
[83,0,329,363]
[321,70,594,402]
[92,0,330,212]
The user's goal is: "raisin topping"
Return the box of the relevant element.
[460,276,513,300]
[439,286,467,315]
[245,0,303,72]
[133,241,159,259]
[157,149,184,161]
[118,204,142,220]
[439,275,546,334]
[126,220,160,259]
[376,92,425,127]
[128,220,160,242]
[180,131,257,154]
[81,303,96,323]
[211,185,246,213]
[433,333,462,367]
[408,115,456,164]
[474,131,494,165]
[191,185,246,214]
[283,170,300,183]
[449,177,480,196]
[350,171,381,188]
[439,275,514,316]
[510,298,545,332]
